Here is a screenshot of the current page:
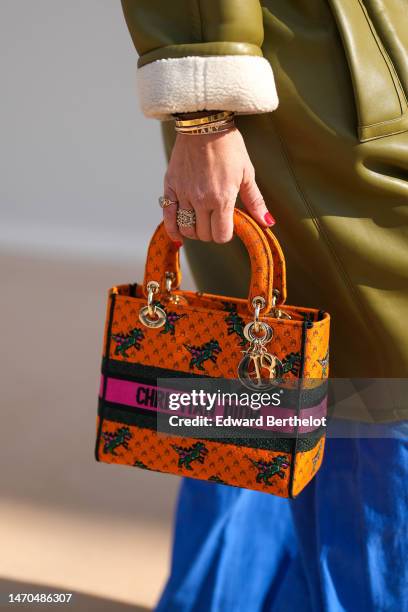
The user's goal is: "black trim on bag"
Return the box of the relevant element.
[101,357,210,380]
[95,293,116,462]
[289,320,314,498]
[98,398,324,453]
[101,358,328,409]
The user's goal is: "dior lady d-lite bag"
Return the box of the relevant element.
[95,209,330,498]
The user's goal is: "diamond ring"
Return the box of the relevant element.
[176,209,196,228]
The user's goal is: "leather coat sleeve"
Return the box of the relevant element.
[121,0,278,119]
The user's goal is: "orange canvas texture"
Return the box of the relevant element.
[97,418,325,498]
[95,210,330,498]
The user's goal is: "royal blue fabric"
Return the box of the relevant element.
[156,421,408,612]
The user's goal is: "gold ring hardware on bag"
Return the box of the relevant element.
[164,272,188,306]
[165,272,173,293]
[243,320,273,344]
[252,296,265,333]
[139,281,166,328]
[268,289,292,320]
[238,297,283,390]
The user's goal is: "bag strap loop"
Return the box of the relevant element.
[143,209,286,311]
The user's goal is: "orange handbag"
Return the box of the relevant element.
[95,210,330,498]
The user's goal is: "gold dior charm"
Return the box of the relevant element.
[238,318,283,391]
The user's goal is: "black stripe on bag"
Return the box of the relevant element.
[101,357,210,380]
[95,293,116,462]
[101,358,328,409]
[289,320,314,498]
[98,398,323,453]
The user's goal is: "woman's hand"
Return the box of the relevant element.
[163,128,275,245]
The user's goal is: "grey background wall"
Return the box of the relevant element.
[0,0,166,260]
[0,3,183,610]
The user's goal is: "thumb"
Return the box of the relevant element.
[240,164,275,227]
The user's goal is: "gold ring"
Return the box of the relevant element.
[159,196,178,209]
[176,209,196,228]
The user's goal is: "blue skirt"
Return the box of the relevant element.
[156,421,408,612]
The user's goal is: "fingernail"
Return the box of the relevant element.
[264,212,276,226]
[173,241,183,248]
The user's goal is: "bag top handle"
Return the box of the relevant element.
[143,209,287,311]
[264,226,287,304]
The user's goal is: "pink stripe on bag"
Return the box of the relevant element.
[99,376,327,433]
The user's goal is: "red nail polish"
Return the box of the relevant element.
[264,212,276,226]
[173,241,183,248]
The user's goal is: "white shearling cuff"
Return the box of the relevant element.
[136,55,279,120]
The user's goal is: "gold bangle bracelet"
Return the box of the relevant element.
[174,111,234,128]
[176,121,235,135]
[175,120,235,135]
[176,118,235,132]
[174,111,233,127]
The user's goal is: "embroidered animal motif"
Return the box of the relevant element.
[112,327,145,358]
[184,339,222,371]
[223,302,247,346]
[318,349,329,377]
[312,441,323,474]
[249,455,290,485]
[154,302,187,335]
[172,441,209,470]
[102,426,132,455]
[282,352,301,376]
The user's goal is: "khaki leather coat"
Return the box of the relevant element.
[121,0,408,422]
